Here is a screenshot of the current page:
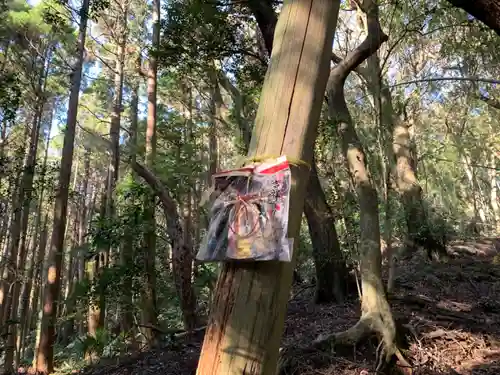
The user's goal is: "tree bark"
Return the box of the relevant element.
[196,0,340,373]
[0,123,29,327]
[120,56,140,337]
[245,1,350,301]
[30,215,48,369]
[16,126,51,365]
[141,0,160,346]
[246,0,277,54]
[490,153,499,233]
[106,0,128,238]
[444,0,500,35]
[77,147,91,338]
[35,0,90,372]
[117,71,139,345]
[178,84,197,330]
[208,68,221,179]
[217,71,251,147]
[4,52,50,371]
[304,158,349,303]
[87,190,107,359]
[311,1,406,369]
[131,162,197,331]
[364,36,446,261]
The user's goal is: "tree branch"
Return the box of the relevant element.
[76,124,181,223]
[444,0,500,36]
[388,76,500,89]
[131,162,178,215]
[327,0,388,90]
[246,0,277,54]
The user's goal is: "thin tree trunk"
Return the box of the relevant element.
[58,147,80,343]
[208,68,220,178]
[179,84,196,328]
[0,120,30,324]
[490,154,499,233]
[132,163,197,331]
[4,63,49,371]
[196,0,340,372]
[0,191,13,278]
[105,0,128,263]
[217,71,250,147]
[16,126,51,365]
[35,0,90,372]
[365,49,446,259]
[60,167,81,345]
[140,0,160,347]
[30,213,48,369]
[0,117,9,229]
[87,189,106,363]
[461,153,487,225]
[119,56,139,337]
[77,147,90,336]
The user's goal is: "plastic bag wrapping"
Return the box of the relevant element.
[197,157,293,262]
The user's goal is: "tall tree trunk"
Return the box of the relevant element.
[88,0,129,343]
[312,3,408,369]
[0,123,29,329]
[0,119,30,324]
[35,0,90,372]
[304,157,349,303]
[120,56,140,337]
[16,126,51,365]
[105,0,128,261]
[60,163,82,345]
[178,84,197,329]
[77,147,90,336]
[364,43,446,260]
[87,189,106,363]
[490,154,499,233]
[196,0,340,372]
[0,117,9,230]
[246,0,350,303]
[4,61,49,371]
[30,214,48,369]
[141,0,160,346]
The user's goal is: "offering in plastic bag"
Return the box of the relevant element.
[197,156,293,262]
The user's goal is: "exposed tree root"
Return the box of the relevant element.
[278,313,412,374]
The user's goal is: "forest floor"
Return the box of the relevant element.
[78,237,500,375]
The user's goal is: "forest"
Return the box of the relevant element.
[0,0,499,374]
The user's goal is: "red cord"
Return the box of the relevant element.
[228,194,261,239]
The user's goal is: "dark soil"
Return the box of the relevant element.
[77,237,500,375]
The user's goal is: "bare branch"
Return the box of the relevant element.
[388,76,500,89]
